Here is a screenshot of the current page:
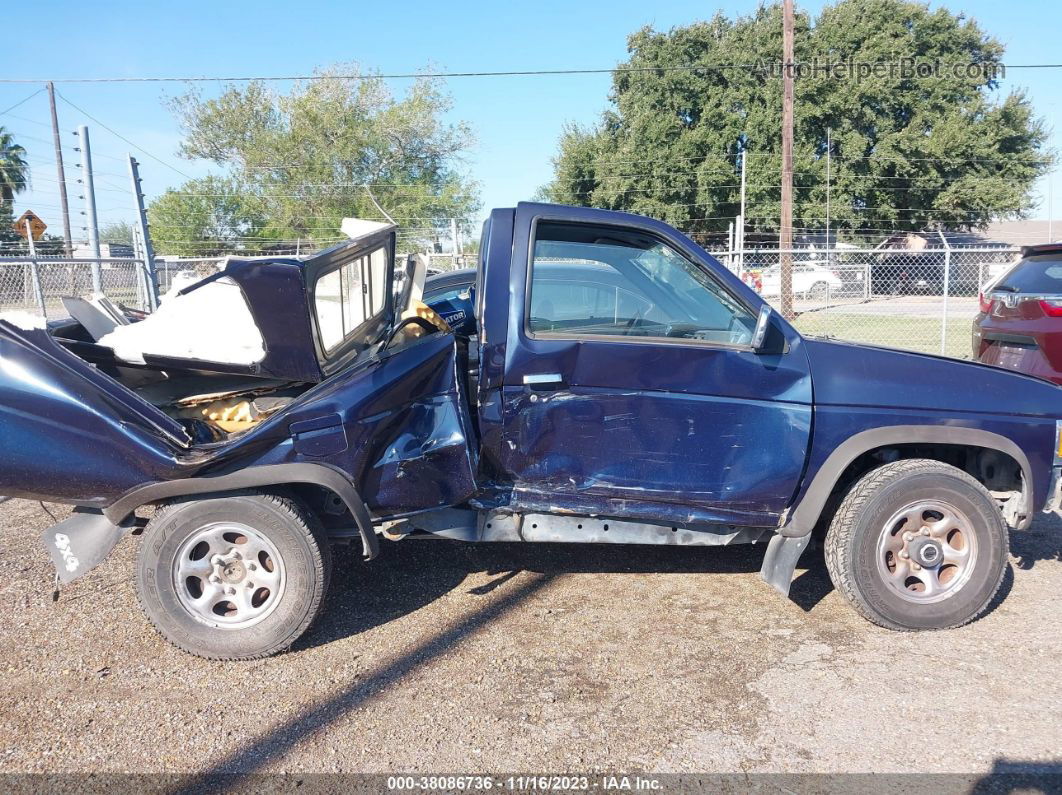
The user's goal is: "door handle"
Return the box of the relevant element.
[523,372,564,387]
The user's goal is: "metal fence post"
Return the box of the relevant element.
[937,231,952,356]
[77,125,103,293]
[24,224,47,317]
[128,155,159,310]
[28,261,47,317]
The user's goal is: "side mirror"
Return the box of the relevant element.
[751,304,772,352]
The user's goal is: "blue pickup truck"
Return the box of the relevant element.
[1,204,1060,659]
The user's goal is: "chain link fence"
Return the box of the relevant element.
[422,253,474,274]
[1,245,1023,360]
[0,257,156,319]
[154,257,227,295]
[710,245,1019,358]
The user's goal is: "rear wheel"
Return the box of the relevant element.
[824,459,1008,630]
[136,492,331,659]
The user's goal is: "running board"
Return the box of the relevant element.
[379,509,774,547]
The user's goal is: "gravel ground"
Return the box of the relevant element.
[0,497,1059,777]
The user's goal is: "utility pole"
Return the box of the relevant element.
[47,82,73,257]
[738,149,747,271]
[127,155,159,309]
[780,0,796,319]
[76,125,102,292]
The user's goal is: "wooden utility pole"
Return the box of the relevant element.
[780,0,795,319]
[47,82,73,257]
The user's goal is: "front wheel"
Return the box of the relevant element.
[136,492,332,659]
[824,459,1008,630]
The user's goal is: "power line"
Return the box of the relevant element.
[0,88,44,116]
[55,90,193,180]
[1,60,1061,85]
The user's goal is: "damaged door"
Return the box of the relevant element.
[498,204,814,527]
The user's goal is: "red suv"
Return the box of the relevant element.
[974,243,1062,385]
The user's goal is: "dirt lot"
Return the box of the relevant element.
[0,497,1060,777]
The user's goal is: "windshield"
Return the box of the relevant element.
[630,243,750,330]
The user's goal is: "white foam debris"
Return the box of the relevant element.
[340,218,393,242]
[0,311,47,330]
[98,277,265,365]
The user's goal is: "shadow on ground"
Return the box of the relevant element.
[1011,513,1062,570]
[301,537,827,653]
[970,758,1062,793]
[172,538,829,785]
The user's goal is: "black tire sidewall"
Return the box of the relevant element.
[137,495,324,659]
[850,473,1007,629]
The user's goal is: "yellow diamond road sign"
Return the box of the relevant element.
[14,210,47,241]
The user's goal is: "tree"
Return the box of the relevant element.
[156,64,478,254]
[542,0,1052,242]
[99,220,135,246]
[149,176,268,256]
[0,127,29,248]
[0,127,28,209]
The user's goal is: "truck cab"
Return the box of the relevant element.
[4,203,1061,659]
[466,204,810,529]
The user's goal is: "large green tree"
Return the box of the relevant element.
[542,0,1051,242]
[149,176,269,256]
[154,64,478,254]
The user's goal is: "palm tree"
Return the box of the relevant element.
[0,127,29,209]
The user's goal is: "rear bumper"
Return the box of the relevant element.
[978,340,1062,386]
[972,326,1062,386]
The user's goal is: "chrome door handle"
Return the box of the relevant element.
[523,373,563,386]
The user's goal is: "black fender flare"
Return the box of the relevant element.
[779,425,1033,539]
[105,462,379,560]
[761,425,1033,598]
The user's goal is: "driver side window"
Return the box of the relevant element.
[529,221,757,345]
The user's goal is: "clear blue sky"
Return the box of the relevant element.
[1,0,1059,241]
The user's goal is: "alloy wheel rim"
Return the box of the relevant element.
[875,499,979,604]
[173,522,286,629]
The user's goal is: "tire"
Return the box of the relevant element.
[824,459,1008,631]
[136,492,332,660]
[808,281,829,301]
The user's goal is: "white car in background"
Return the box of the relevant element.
[759,261,843,300]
